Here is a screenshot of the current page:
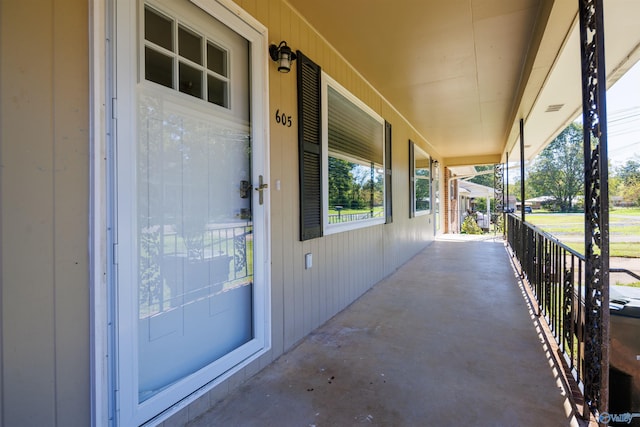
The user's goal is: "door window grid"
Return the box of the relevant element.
[143,5,230,108]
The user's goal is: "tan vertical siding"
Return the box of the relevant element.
[0,0,89,425]
[211,1,438,421]
[2,0,440,424]
[232,0,441,361]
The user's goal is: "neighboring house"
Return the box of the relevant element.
[526,195,555,210]
[458,181,495,231]
[1,1,638,426]
[506,195,518,213]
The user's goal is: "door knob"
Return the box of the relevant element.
[255,175,268,205]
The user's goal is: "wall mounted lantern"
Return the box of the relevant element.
[269,41,297,73]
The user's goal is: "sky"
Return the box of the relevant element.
[506,60,640,182]
[606,61,640,166]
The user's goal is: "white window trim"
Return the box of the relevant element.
[433,163,441,231]
[89,0,109,425]
[413,144,431,217]
[321,73,386,235]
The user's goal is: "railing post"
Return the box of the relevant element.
[519,120,527,279]
[579,0,610,421]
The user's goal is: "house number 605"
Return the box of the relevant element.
[275,109,292,127]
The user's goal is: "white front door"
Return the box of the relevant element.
[112,1,269,424]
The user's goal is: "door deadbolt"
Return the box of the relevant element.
[240,180,251,199]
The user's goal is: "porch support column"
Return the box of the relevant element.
[519,120,527,279]
[579,0,609,420]
[519,119,525,222]
[506,151,509,212]
[493,162,504,235]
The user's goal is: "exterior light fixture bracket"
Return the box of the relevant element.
[269,41,297,73]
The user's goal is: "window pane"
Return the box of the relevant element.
[207,75,228,107]
[416,166,430,177]
[415,178,430,212]
[328,86,383,165]
[328,157,384,224]
[137,93,253,402]
[145,47,173,88]
[207,42,227,77]
[414,147,430,213]
[179,25,202,64]
[145,7,173,51]
[179,62,203,98]
[325,81,385,229]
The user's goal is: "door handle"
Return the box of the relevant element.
[255,175,268,205]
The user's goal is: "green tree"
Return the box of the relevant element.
[527,122,584,212]
[473,197,496,213]
[328,157,354,207]
[617,159,640,183]
[609,174,622,198]
[469,165,495,188]
[615,159,640,206]
[508,178,536,204]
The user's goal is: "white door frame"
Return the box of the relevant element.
[90,0,270,425]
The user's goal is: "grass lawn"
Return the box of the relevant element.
[328,207,384,215]
[524,208,640,258]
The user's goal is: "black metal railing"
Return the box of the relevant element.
[328,211,383,224]
[139,223,253,317]
[507,214,588,409]
[610,268,640,282]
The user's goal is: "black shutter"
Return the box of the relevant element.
[297,51,323,240]
[409,140,415,218]
[385,121,393,224]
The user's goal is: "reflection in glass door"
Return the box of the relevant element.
[113,0,269,423]
[136,0,252,403]
[137,97,253,401]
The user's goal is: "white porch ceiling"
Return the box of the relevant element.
[284,0,640,169]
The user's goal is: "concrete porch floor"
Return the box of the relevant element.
[188,238,581,427]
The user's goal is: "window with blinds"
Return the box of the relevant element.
[297,52,390,239]
[324,77,385,232]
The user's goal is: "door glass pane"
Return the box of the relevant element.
[207,75,227,107]
[179,62,203,98]
[145,6,173,51]
[145,47,173,88]
[179,25,202,64]
[137,79,251,403]
[136,0,253,404]
[207,42,227,76]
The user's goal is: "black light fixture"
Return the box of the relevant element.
[269,41,297,73]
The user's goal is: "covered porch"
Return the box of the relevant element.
[0,0,634,424]
[178,237,584,426]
